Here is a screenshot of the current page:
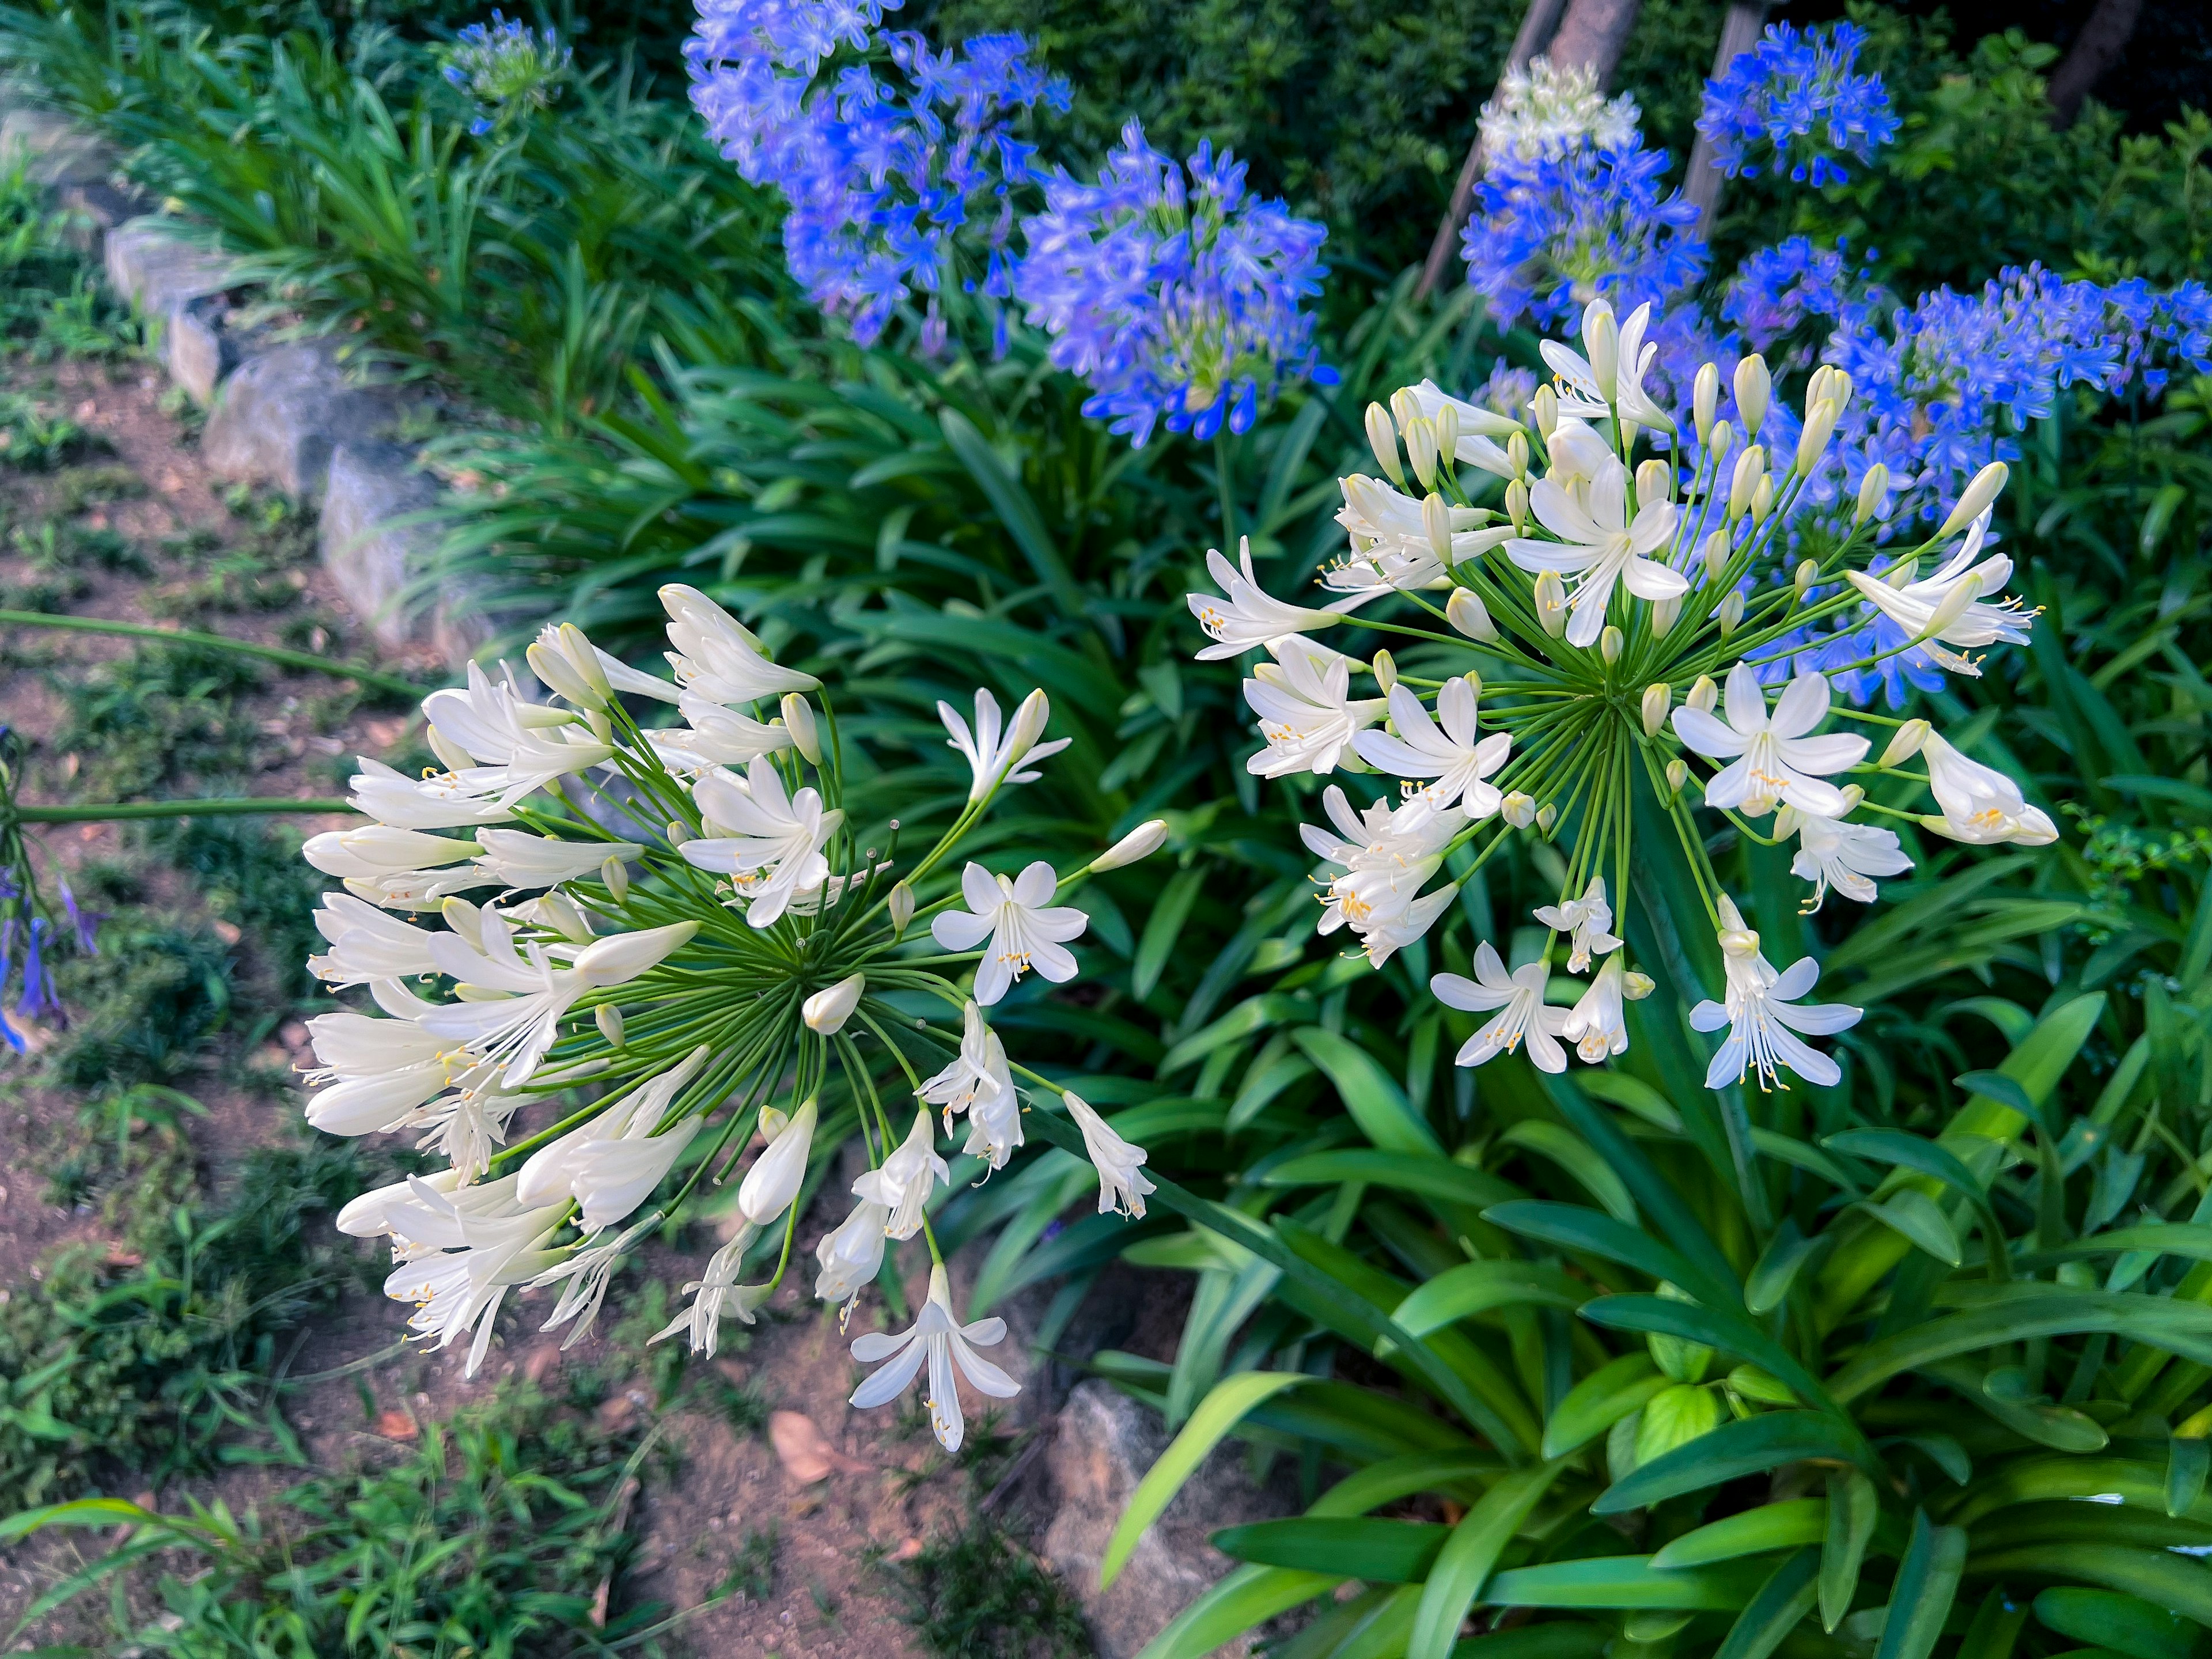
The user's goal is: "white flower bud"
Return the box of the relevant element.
[601,855,629,904]
[1599,626,1624,664]
[1715,589,1745,638]
[1664,759,1688,798]
[1729,446,1765,521]
[1619,418,1641,453]
[528,632,606,712]
[426,723,476,777]
[1404,415,1440,491]
[1881,719,1930,767]
[1687,675,1718,713]
[534,891,594,945]
[1007,688,1051,766]
[1391,386,1422,434]
[1533,570,1569,637]
[1372,649,1399,692]
[1940,461,2009,538]
[1734,355,1770,435]
[1650,593,1683,635]
[1855,464,1891,527]
[1532,384,1558,440]
[1535,802,1558,834]
[1623,970,1656,1001]
[1694,363,1719,444]
[1584,298,1620,399]
[888,880,916,934]
[1707,419,1736,464]
[802,972,865,1036]
[1501,791,1536,828]
[573,919,698,983]
[596,1002,626,1047]
[1505,478,1531,534]
[1433,402,1460,463]
[1635,459,1672,511]
[1506,429,1530,479]
[1422,491,1454,563]
[1702,529,1730,582]
[1922,578,1981,639]
[1794,559,1817,603]
[1839,785,1865,811]
[1775,803,1802,839]
[1094,819,1169,872]
[1796,398,1839,475]
[1749,475,1775,529]
[1447,588,1498,642]
[781,693,821,766]
[1641,683,1671,737]
[1365,403,1405,486]
[441,895,485,950]
[664,819,691,847]
[738,1098,817,1225]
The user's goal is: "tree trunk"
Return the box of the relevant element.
[1415,0,1641,301]
[2048,0,2143,129]
[1683,1,1772,226]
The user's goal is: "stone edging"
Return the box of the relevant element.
[1,96,491,669]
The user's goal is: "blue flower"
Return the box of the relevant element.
[1014,123,1334,447]
[1696,22,1897,188]
[1459,137,1706,333]
[443,11,572,132]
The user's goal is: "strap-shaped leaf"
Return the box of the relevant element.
[1499,1122,1638,1222]
[1260,1150,1520,1211]
[1875,1513,1968,1659]
[1213,1517,1448,1583]
[1650,1499,1825,1569]
[1393,1260,1591,1337]
[938,407,1085,620]
[1293,1027,1444,1156]
[1831,1289,2212,1404]
[2034,1588,2201,1659]
[1484,1556,1770,1609]
[1100,1370,1308,1589]
[1579,1294,1855,1436]
[1594,1412,1864,1514]
[1132,1564,1342,1659]
[1747,1222,1824,1317]
[1973,1544,2212,1627]
[1821,1470,1877,1631]
[1486,1202,1700,1291]
[1860,1191,1963,1267]
[1543,1354,1670,1460]
[2172,1437,2211,1518]
[1715,1547,1820,1659]
[1408,1461,1565,1659]
[1308,1450,1502,1518]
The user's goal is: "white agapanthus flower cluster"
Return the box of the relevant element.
[1478,56,1642,162]
[301,585,1165,1449]
[1188,298,2057,1096]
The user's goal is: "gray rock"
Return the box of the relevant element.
[164,302,233,406]
[320,441,441,650]
[0,107,108,188]
[103,217,240,316]
[1041,1379,1294,1659]
[55,180,151,255]
[203,343,400,502]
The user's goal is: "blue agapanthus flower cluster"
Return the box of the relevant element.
[443,12,572,137]
[1460,138,1706,333]
[687,0,1070,348]
[1696,21,1899,188]
[1016,123,1334,446]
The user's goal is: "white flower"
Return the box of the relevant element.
[1404,378,1525,454]
[569,1120,699,1236]
[1844,510,2031,676]
[1562,955,1630,1063]
[474,829,642,891]
[939,687,1070,801]
[422,662,569,766]
[816,1200,891,1309]
[337,1164,466,1238]
[348,756,516,830]
[853,1108,949,1240]
[1672,664,1865,819]
[683,756,843,928]
[302,1006,463,1135]
[1308,791,1463,960]
[652,1231,773,1359]
[1542,300,1676,433]
[802,972,866,1036]
[648,689,796,772]
[661,583,819,703]
[738,1097,819,1225]
[1189,537,1343,660]
[495,714,616,807]
[1781,805,1912,908]
[1332,869,1460,968]
[1543,418,1618,489]
[1479,56,1639,162]
[517,1050,704,1206]
[531,1212,662,1348]
[930,861,1087,1006]
[1433,942,1571,1073]
[849,1263,1020,1453]
[379,1176,566,1378]
[1327,475,1514,603]
[1244,637,1387,779]
[1509,459,1687,648]
[1093,820,1169,872]
[1353,680,1510,815]
[1919,733,2058,846]
[528,620,680,710]
[307,892,442,985]
[1533,876,1623,973]
[1065,1090,1154,1218]
[918,1003,1021,1169]
[305,825,479,882]
[1690,899,1861,1090]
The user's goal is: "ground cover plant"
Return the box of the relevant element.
[1,0,2211,1657]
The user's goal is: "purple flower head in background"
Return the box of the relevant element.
[444,10,571,135]
[1697,21,1897,189]
[1016,122,1334,446]
[687,0,1069,347]
[1460,138,1706,333]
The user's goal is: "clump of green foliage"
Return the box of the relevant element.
[52,641,271,798]
[885,1517,1092,1659]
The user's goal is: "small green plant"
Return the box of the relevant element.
[53,641,271,797]
[720,1521,779,1604]
[0,391,89,469]
[886,1518,1090,1659]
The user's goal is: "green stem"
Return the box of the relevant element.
[0,609,427,700]
[17,797,355,822]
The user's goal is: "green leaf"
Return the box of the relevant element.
[1861,1191,1963,1267]
[1499,1122,1637,1223]
[1595,1413,1864,1514]
[1821,1471,1878,1632]
[937,408,1084,620]
[1214,1517,1449,1583]
[2172,1438,2211,1520]
[1831,1290,2212,1404]
[1973,1546,2212,1626]
[1484,1556,1768,1609]
[1101,1372,1308,1589]
[1410,1462,1566,1659]
[1578,1295,1850,1433]
[1393,1261,1591,1338]
[1449,1626,1611,1659]
[1544,1354,1670,1459]
[1715,1548,1821,1659]
[1134,867,1205,1000]
[1747,1223,1823,1317]
[1651,1500,1826,1569]
[1133,1565,1341,1659]
[1485,1202,1698,1291]
[2035,1589,2203,1659]
[0,1497,160,1543]
[1294,1028,1442,1155]
[1260,1151,1519,1211]
[1875,1513,1968,1659]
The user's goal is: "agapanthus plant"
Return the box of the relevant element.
[442,12,573,137]
[1016,121,1335,446]
[1696,21,1899,189]
[1479,56,1641,164]
[1188,297,2055,1099]
[298,586,1165,1448]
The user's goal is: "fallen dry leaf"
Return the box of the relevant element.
[212,921,243,945]
[892,1537,923,1562]
[373,1409,419,1441]
[770,1411,869,1483]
